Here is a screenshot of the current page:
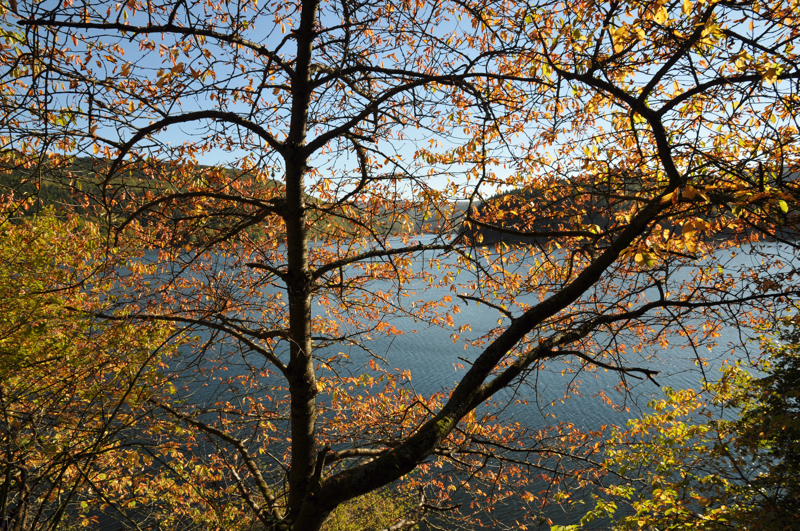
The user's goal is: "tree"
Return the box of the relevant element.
[0,201,184,530]
[1,0,800,529]
[572,312,800,531]
[738,316,800,523]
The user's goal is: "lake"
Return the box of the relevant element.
[163,236,797,529]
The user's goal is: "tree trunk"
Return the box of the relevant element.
[284,0,321,521]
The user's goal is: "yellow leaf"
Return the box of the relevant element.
[171,63,184,74]
[763,65,779,85]
[653,6,668,24]
[682,0,692,16]
[121,63,131,77]
[684,185,697,200]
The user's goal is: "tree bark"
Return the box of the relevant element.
[284,0,322,522]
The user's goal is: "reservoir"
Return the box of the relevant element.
[157,235,797,528]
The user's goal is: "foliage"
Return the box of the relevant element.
[0,0,799,530]
[574,314,800,530]
[0,204,185,529]
[323,487,417,531]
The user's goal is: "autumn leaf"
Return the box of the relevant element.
[4,1,800,530]
[763,64,781,85]
[653,6,669,24]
